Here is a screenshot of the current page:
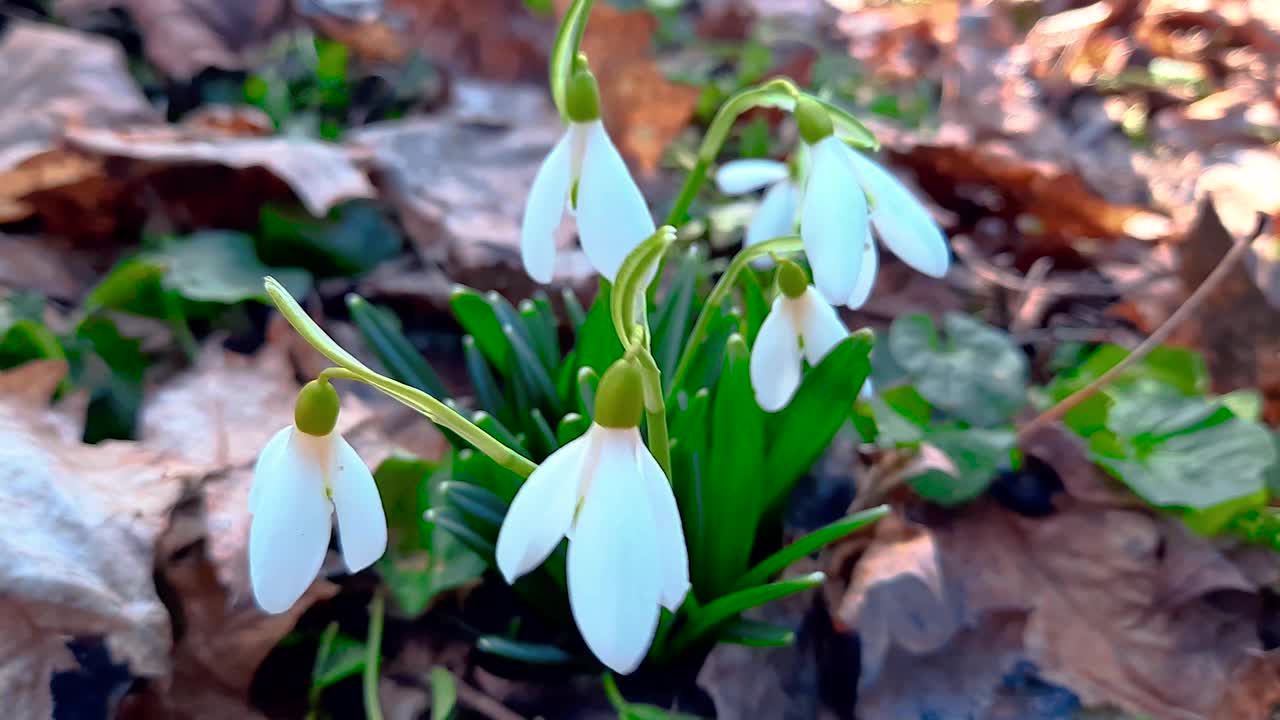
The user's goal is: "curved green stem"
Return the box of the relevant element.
[266,277,536,478]
[549,0,595,119]
[363,590,386,720]
[664,79,801,226]
[634,349,671,480]
[665,236,804,400]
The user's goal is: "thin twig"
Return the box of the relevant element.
[455,676,527,720]
[1017,234,1259,441]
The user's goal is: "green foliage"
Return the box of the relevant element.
[259,202,402,277]
[887,312,1028,427]
[349,252,883,671]
[373,458,486,615]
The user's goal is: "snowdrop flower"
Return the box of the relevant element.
[249,379,387,614]
[794,97,950,308]
[521,67,656,284]
[715,157,799,267]
[750,261,849,412]
[495,361,689,674]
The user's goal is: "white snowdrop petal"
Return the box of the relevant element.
[330,435,388,573]
[745,180,799,270]
[249,432,333,614]
[801,137,868,304]
[520,128,576,284]
[845,237,879,309]
[494,434,588,583]
[567,428,662,674]
[249,425,292,514]
[750,297,804,412]
[636,443,690,611]
[715,159,790,195]
[575,120,656,282]
[797,287,849,366]
[849,150,950,278]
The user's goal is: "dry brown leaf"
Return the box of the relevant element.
[56,0,294,80]
[349,81,595,295]
[65,124,375,218]
[1175,197,1280,422]
[0,362,215,717]
[383,0,547,81]
[564,0,701,174]
[0,235,102,300]
[0,603,79,720]
[1211,650,1280,720]
[0,22,156,224]
[837,431,1262,720]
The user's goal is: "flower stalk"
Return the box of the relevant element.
[265,277,536,478]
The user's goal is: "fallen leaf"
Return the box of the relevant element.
[349,81,595,297]
[1211,650,1280,720]
[0,22,156,223]
[65,124,375,218]
[383,0,548,81]
[837,437,1262,719]
[562,0,701,174]
[1174,197,1280,422]
[0,361,214,717]
[56,0,294,80]
[0,602,78,720]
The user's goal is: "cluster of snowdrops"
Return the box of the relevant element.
[248,2,950,677]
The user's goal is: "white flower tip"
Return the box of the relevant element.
[660,581,690,612]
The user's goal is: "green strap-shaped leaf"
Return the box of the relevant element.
[699,335,765,599]
[763,332,873,511]
[715,618,795,647]
[346,294,448,398]
[450,286,512,375]
[476,636,577,665]
[423,508,495,564]
[429,667,457,720]
[463,336,505,418]
[735,505,888,590]
[666,572,824,656]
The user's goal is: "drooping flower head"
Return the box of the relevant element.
[249,379,387,614]
[521,64,656,284]
[749,260,849,412]
[495,360,689,674]
[715,156,800,267]
[733,97,950,309]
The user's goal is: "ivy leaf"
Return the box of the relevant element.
[156,231,311,304]
[887,313,1027,427]
[1090,394,1275,511]
[907,428,1015,506]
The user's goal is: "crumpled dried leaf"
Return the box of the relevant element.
[384,0,548,81]
[1212,650,1280,720]
[837,427,1262,720]
[0,361,212,717]
[0,22,156,223]
[56,0,294,80]
[65,124,375,218]
[562,0,701,174]
[349,81,594,295]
